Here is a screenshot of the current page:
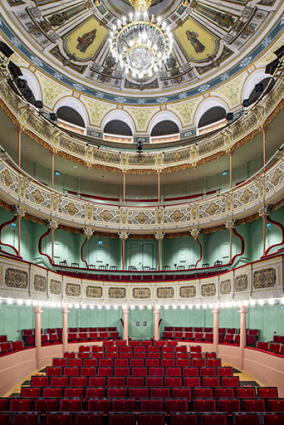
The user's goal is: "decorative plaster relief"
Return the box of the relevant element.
[50,279,61,295]
[157,287,175,299]
[133,288,151,299]
[86,285,103,298]
[253,268,276,289]
[65,283,81,297]
[201,283,216,297]
[5,268,28,289]
[34,274,46,292]
[108,287,126,299]
[180,286,197,298]
[235,274,248,292]
[220,279,231,295]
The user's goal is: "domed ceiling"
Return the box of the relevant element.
[0,0,283,136]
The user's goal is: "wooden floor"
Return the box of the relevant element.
[4,360,263,397]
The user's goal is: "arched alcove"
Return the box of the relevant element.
[198,106,227,128]
[104,120,133,136]
[57,106,85,128]
[151,120,179,137]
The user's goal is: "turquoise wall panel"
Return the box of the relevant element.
[219,308,240,329]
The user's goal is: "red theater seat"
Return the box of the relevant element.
[200,413,227,425]
[204,352,217,359]
[115,359,128,367]
[108,388,127,398]
[193,388,213,398]
[141,399,163,412]
[86,388,105,398]
[236,387,256,398]
[222,377,239,387]
[176,359,190,367]
[112,399,135,412]
[138,413,165,425]
[98,367,113,376]
[12,413,39,425]
[89,377,106,387]
[146,359,159,367]
[200,367,216,376]
[243,399,265,412]
[161,359,175,367]
[115,367,130,376]
[171,413,198,425]
[192,359,206,367]
[233,413,261,425]
[81,367,96,376]
[267,399,284,412]
[257,387,278,398]
[35,398,57,413]
[129,387,149,400]
[172,387,191,399]
[149,368,164,376]
[31,376,48,387]
[46,413,73,425]
[46,367,62,376]
[130,359,144,367]
[166,399,188,413]
[69,377,87,387]
[166,367,181,376]
[75,413,102,425]
[20,387,41,398]
[88,399,110,414]
[99,359,113,367]
[184,367,199,376]
[64,352,76,358]
[263,414,284,425]
[53,358,67,367]
[109,413,136,425]
[207,359,221,367]
[151,388,170,398]
[219,398,241,413]
[10,399,33,412]
[165,377,182,387]
[132,367,147,376]
[184,377,201,387]
[64,387,84,397]
[203,377,220,387]
[194,399,216,412]
[128,377,145,387]
[108,377,125,387]
[43,387,63,398]
[218,367,233,376]
[84,359,97,367]
[215,388,235,398]
[148,347,160,353]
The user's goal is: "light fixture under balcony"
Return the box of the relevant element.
[109,0,173,80]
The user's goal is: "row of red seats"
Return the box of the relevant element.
[77,344,200,352]
[273,335,284,343]
[45,365,234,377]
[0,341,28,356]
[68,332,120,342]
[2,411,283,425]
[20,385,278,399]
[257,342,284,355]
[163,327,260,335]
[53,357,222,368]
[32,376,240,387]
[1,396,282,414]
[69,352,210,360]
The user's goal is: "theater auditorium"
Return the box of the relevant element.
[0,0,284,423]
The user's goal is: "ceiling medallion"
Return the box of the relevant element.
[109,0,173,80]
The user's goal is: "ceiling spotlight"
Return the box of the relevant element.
[137,141,143,152]
[226,113,233,121]
[243,99,250,108]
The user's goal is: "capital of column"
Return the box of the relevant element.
[33,306,43,314]
[83,228,93,240]
[258,205,273,218]
[47,219,59,230]
[61,306,70,314]
[261,127,267,135]
[119,232,129,241]
[190,228,201,240]
[238,305,249,314]
[212,307,221,314]
[154,306,160,315]
[155,232,165,241]
[225,219,238,229]
[123,305,129,314]
[12,205,25,219]
[17,128,22,135]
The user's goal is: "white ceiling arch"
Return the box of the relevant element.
[102,110,135,135]
[54,97,89,127]
[148,111,181,135]
[194,97,229,128]
[242,70,272,101]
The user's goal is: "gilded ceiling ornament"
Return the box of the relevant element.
[1,169,13,186]
[65,202,79,216]
[240,189,253,205]
[99,209,114,222]
[170,210,185,222]
[271,168,282,186]
[134,211,149,224]
[205,202,219,216]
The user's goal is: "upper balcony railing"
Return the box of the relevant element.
[0,76,283,173]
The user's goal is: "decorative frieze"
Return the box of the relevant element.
[34,274,46,292]
[133,288,151,299]
[157,287,174,299]
[108,287,126,299]
[86,285,103,298]
[5,268,28,289]
[201,283,216,297]
[65,283,81,297]
[50,279,61,295]
[180,286,196,298]
[253,268,276,289]
[220,279,231,295]
[235,274,248,292]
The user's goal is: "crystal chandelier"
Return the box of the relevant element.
[109,0,173,80]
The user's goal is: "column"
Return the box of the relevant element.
[212,307,220,353]
[157,171,161,206]
[61,306,69,353]
[47,220,59,264]
[154,306,160,341]
[119,232,128,271]
[261,128,267,172]
[239,305,248,370]
[123,306,129,343]
[12,206,25,256]
[155,232,165,271]
[229,151,233,189]
[17,128,22,168]
[123,171,126,206]
[51,151,55,189]
[225,220,237,262]
[259,206,272,256]
[34,306,43,369]
[190,229,202,268]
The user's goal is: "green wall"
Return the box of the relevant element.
[128,309,154,340]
